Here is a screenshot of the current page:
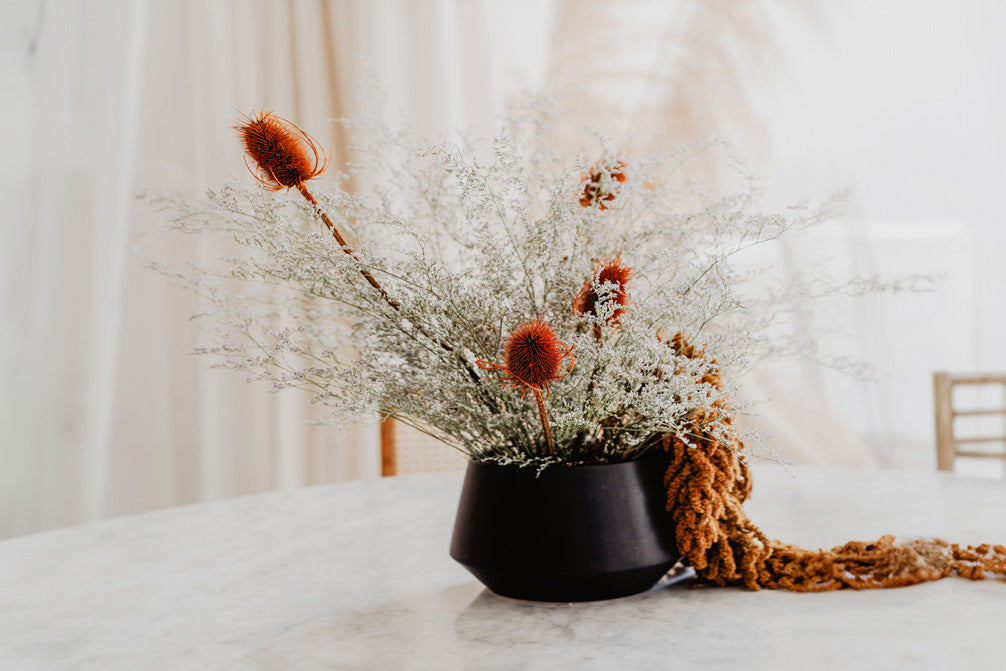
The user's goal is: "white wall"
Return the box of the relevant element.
[751,1,1006,469]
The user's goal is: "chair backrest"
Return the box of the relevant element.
[380,418,468,476]
[933,372,1006,472]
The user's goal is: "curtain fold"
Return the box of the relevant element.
[1,0,498,538]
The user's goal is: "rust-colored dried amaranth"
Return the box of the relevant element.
[663,332,1006,591]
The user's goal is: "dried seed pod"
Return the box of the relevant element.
[477,320,575,456]
[235,110,328,191]
[478,320,574,397]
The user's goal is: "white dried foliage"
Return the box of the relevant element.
[148,107,921,467]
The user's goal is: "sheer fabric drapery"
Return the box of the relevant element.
[0,0,497,538]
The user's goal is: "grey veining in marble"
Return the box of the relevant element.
[2,465,1006,670]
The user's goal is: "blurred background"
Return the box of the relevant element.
[3,0,1005,539]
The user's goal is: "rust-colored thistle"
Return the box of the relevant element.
[235,110,329,191]
[477,320,575,455]
[235,110,398,309]
[579,159,626,209]
[573,254,633,328]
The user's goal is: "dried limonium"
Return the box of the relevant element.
[153,103,921,468]
[477,320,575,456]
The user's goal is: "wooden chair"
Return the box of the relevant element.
[933,372,1006,472]
[380,418,468,476]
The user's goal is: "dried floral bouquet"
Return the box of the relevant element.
[155,108,842,466]
[152,108,1006,591]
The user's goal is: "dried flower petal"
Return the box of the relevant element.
[235,110,329,191]
[579,159,626,209]
[573,255,633,326]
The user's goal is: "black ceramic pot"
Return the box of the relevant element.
[449,451,680,602]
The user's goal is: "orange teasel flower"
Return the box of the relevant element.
[478,320,575,397]
[234,110,400,310]
[573,254,633,327]
[579,159,626,209]
[234,110,329,191]
[477,320,575,455]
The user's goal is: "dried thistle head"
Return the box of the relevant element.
[573,254,633,326]
[579,159,626,209]
[235,110,329,191]
[477,320,574,397]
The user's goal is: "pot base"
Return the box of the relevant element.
[458,560,678,603]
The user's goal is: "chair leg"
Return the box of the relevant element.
[934,372,954,471]
[381,417,398,477]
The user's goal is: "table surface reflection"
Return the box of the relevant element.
[3,464,1006,670]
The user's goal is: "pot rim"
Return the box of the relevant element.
[466,448,668,472]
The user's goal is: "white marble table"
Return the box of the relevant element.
[3,465,1006,670]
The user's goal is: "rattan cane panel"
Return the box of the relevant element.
[393,422,468,475]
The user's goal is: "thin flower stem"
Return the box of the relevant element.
[533,388,554,456]
[483,178,536,308]
[294,180,501,412]
[585,324,604,404]
[295,182,400,309]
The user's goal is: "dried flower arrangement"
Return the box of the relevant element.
[151,106,1006,591]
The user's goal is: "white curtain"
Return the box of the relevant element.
[0,0,500,538]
